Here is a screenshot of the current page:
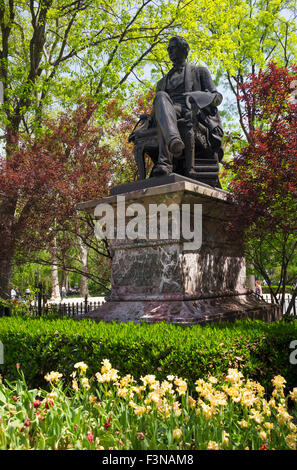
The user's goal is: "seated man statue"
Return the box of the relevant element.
[147,36,224,178]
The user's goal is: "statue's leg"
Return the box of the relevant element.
[184,126,196,177]
[155,126,173,173]
[152,92,184,175]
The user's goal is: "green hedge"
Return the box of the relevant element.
[0,317,296,395]
[261,285,295,294]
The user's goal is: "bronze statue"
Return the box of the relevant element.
[129,36,224,187]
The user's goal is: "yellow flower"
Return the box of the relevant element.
[268,398,276,408]
[277,410,293,425]
[272,388,284,398]
[208,376,218,384]
[207,441,219,450]
[47,391,58,400]
[209,391,227,408]
[262,400,272,417]
[44,371,63,384]
[286,433,297,450]
[249,409,264,424]
[158,402,171,419]
[117,387,128,398]
[173,428,182,440]
[89,394,96,404]
[225,386,241,402]
[238,419,249,429]
[196,379,213,396]
[74,362,88,374]
[81,377,90,390]
[160,380,174,394]
[141,375,157,386]
[174,378,187,395]
[272,375,286,389]
[289,388,297,402]
[225,369,243,384]
[201,402,215,419]
[288,422,297,433]
[120,375,134,387]
[146,391,161,404]
[101,359,112,374]
[150,381,161,391]
[240,390,257,407]
[187,396,196,409]
[195,378,205,386]
[264,422,274,431]
[96,368,118,383]
[172,401,182,416]
[134,406,146,416]
[131,385,145,396]
[259,430,267,440]
[167,375,175,381]
[72,379,79,391]
[245,379,265,397]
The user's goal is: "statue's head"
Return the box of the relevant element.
[167,36,190,64]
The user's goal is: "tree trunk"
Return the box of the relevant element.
[78,239,89,297]
[247,264,256,292]
[65,275,70,292]
[0,197,17,299]
[0,251,13,299]
[248,274,256,291]
[49,237,61,303]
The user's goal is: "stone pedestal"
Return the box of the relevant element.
[77,178,281,324]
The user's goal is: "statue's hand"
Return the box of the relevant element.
[183,92,194,109]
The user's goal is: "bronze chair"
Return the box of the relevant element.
[128,111,223,188]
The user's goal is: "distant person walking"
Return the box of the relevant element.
[255,280,263,296]
[10,288,17,299]
[61,286,67,299]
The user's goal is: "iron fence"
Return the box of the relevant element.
[0,296,106,317]
[1,293,296,317]
[260,293,297,315]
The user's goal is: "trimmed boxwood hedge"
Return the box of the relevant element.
[261,285,295,294]
[0,317,296,394]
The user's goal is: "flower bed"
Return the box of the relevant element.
[0,361,296,450]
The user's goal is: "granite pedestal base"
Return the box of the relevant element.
[77,178,282,325]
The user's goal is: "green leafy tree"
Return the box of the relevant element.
[0,0,183,297]
[225,63,297,314]
[181,0,297,141]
